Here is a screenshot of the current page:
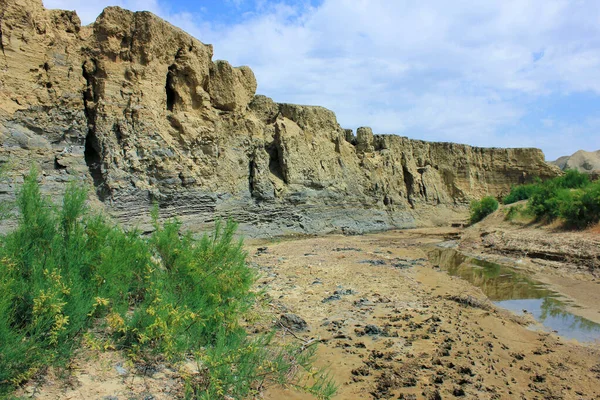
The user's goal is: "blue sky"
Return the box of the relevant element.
[44,0,600,160]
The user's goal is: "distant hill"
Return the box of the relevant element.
[550,150,600,172]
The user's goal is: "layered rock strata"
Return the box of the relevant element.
[0,0,560,236]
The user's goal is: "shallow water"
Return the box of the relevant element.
[427,247,600,342]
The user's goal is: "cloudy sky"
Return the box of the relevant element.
[44,0,600,160]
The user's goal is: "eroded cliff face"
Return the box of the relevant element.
[0,0,559,236]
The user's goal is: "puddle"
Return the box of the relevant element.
[427,247,600,342]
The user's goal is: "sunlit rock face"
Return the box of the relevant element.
[0,0,560,236]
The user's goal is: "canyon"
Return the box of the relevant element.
[0,0,559,237]
[4,3,600,399]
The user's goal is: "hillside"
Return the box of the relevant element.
[550,149,600,173]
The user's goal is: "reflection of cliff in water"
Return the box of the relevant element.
[427,248,600,342]
[428,248,553,301]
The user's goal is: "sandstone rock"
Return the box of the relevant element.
[356,127,374,153]
[344,129,356,144]
[209,60,257,112]
[249,95,279,124]
[0,0,561,237]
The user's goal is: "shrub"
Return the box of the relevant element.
[529,184,572,220]
[503,183,538,204]
[505,204,524,221]
[470,196,499,224]
[0,168,336,398]
[559,181,600,228]
[556,169,590,189]
[503,169,600,229]
[503,170,590,206]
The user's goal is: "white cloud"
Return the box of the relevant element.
[43,0,600,159]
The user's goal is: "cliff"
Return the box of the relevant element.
[0,0,560,236]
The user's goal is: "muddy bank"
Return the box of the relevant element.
[460,206,600,277]
[256,230,600,399]
[427,246,600,341]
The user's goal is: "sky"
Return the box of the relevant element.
[43,0,600,160]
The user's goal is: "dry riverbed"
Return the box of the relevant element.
[257,229,600,399]
[17,228,600,399]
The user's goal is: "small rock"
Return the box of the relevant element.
[354,298,375,307]
[333,247,362,252]
[334,288,355,296]
[322,294,341,303]
[280,313,308,331]
[532,374,546,383]
[255,247,268,255]
[364,324,383,335]
[359,259,386,266]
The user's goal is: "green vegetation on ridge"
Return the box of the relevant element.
[470,196,499,224]
[503,169,600,228]
[0,169,335,399]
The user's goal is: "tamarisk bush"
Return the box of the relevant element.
[0,168,336,399]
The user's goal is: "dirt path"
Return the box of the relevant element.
[256,230,600,399]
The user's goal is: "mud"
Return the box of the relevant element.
[427,246,600,342]
[259,229,600,399]
[16,228,600,399]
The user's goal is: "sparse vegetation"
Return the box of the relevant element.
[505,204,523,221]
[0,168,336,399]
[502,169,600,228]
[470,196,499,224]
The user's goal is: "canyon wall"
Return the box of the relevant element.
[0,0,560,236]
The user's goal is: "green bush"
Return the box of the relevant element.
[503,170,590,205]
[470,196,499,224]
[559,182,600,228]
[503,169,600,228]
[503,183,538,204]
[528,184,570,220]
[0,168,336,399]
[556,169,590,189]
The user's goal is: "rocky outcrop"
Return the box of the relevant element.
[0,0,560,236]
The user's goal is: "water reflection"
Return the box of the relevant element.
[427,248,600,342]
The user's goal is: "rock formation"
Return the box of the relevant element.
[0,0,560,236]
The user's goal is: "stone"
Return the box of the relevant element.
[114,364,128,376]
[280,313,308,331]
[209,60,257,112]
[356,127,374,153]
[364,324,383,335]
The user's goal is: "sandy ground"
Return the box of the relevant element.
[16,228,600,400]
[258,230,600,400]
